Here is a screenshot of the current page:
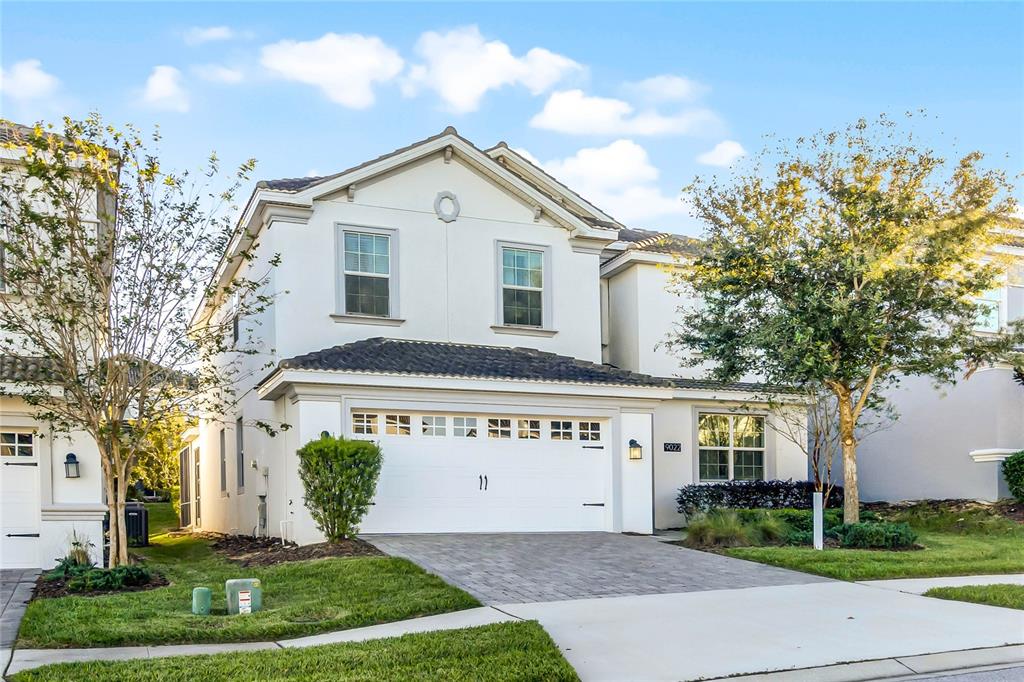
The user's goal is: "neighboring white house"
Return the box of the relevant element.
[853,240,1024,503]
[181,127,808,542]
[0,124,106,570]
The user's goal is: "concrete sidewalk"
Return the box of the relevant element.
[860,574,1024,595]
[0,570,39,680]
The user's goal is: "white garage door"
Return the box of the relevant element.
[357,412,608,533]
[1,430,41,569]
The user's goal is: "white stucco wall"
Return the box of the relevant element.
[853,366,1023,502]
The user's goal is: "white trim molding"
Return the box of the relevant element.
[969,448,1022,463]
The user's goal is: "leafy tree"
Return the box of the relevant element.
[669,115,1022,523]
[131,411,192,493]
[297,435,383,542]
[0,117,279,566]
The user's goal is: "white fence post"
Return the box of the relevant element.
[812,492,824,551]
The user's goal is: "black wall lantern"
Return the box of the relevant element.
[64,453,81,478]
[628,439,643,461]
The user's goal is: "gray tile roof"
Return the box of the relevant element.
[617,228,703,257]
[665,376,799,395]
[0,355,55,383]
[273,337,672,387]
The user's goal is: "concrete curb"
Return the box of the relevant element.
[4,606,520,677]
[707,644,1024,681]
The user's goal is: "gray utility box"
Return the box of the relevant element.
[225,578,262,615]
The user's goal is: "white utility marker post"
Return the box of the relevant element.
[812,492,824,550]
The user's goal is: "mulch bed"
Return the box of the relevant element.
[33,570,169,600]
[864,498,1024,524]
[200,532,383,567]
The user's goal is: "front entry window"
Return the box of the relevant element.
[698,414,765,481]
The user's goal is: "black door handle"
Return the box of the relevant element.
[479,474,483,490]
[484,475,488,491]
[6,533,40,537]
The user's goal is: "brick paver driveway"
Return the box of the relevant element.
[364,532,828,604]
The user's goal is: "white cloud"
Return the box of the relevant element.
[401,25,582,114]
[193,64,244,84]
[531,140,691,225]
[697,139,747,166]
[140,65,190,112]
[530,89,720,136]
[0,59,60,101]
[183,26,236,46]
[260,33,403,109]
[625,74,707,103]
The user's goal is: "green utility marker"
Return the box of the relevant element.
[192,587,212,616]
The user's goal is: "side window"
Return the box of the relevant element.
[235,417,245,494]
[974,287,1004,332]
[218,428,227,492]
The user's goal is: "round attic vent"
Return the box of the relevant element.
[434,190,460,223]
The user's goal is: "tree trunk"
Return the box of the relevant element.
[114,458,130,565]
[103,459,119,569]
[838,393,860,524]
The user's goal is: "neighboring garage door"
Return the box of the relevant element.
[1,430,41,569]
[355,412,609,533]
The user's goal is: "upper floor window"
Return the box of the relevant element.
[698,413,765,482]
[974,288,1004,333]
[500,246,544,327]
[342,230,392,317]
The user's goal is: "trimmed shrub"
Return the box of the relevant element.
[297,434,383,542]
[839,522,917,550]
[66,565,151,592]
[1003,451,1024,502]
[748,515,789,544]
[677,480,843,516]
[684,509,750,548]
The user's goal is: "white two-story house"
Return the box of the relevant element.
[182,127,808,543]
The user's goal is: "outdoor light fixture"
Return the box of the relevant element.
[628,439,643,461]
[64,453,80,478]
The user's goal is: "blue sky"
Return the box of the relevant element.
[2,2,1022,234]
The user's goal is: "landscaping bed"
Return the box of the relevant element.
[204,532,383,566]
[33,568,168,599]
[17,532,479,648]
[9,621,579,682]
[717,501,1024,580]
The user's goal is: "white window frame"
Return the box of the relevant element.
[696,412,767,482]
[974,286,1006,333]
[578,421,601,442]
[517,419,541,440]
[421,415,447,437]
[487,418,512,439]
[385,414,411,436]
[352,413,379,436]
[336,224,399,319]
[0,430,35,457]
[550,420,573,441]
[453,417,478,438]
[495,240,553,329]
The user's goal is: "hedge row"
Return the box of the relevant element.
[677,479,843,516]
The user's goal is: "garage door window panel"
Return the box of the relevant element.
[517,419,540,439]
[385,414,410,436]
[454,417,478,438]
[488,418,511,439]
[353,413,379,435]
[551,421,573,440]
[0,431,34,457]
[422,416,446,437]
[579,422,601,441]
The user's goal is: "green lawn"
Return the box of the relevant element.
[19,533,479,648]
[10,621,578,682]
[722,504,1024,581]
[145,502,179,538]
[925,584,1024,610]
